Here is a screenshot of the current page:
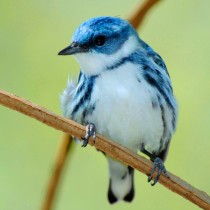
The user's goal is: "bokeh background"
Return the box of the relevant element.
[1,0,210,209]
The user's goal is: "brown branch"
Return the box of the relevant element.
[41,134,73,210]
[128,0,160,28]
[41,1,162,209]
[1,90,210,209]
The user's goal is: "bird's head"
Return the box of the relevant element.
[58,16,140,75]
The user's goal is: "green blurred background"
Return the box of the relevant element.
[0,0,210,209]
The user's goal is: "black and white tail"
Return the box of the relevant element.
[107,158,135,204]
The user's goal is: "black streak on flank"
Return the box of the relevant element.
[151,97,158,109]
[171,110,177,131]
[143,66,173,110]
[143,66,176,131]
[146,50,170,77]
[144,64,176,131]
[77,72,86,95]
[71,76,97,119]
[76,81,85,95]
[137,77,141,83]
[158,95,167,153]
[152,55,167,71]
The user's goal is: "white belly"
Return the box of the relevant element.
[87,63,164,153]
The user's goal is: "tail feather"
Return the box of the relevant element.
[108,180,118,204]
[123,167,134,202]
[107,160,135,204]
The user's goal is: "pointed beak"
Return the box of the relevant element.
[58,42,88,55]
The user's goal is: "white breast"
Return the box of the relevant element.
[86,63,165,153]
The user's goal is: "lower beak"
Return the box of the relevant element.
[58,42,88,55]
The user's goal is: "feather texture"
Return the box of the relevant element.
[60,16,178,203]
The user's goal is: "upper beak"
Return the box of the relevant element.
[58,42,88,55]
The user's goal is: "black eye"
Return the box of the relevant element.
[94,36,106,46]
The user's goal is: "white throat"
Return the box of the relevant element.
[74,35,139,76]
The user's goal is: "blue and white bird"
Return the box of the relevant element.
[59,16,178,204]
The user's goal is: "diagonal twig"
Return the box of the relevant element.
[1,90,210,209]
[128,0,160,28]
[41,134,73,210]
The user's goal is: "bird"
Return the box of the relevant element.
[58,16,178,204]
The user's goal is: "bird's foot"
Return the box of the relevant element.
[81,123,96,147]
[147,157,169,186]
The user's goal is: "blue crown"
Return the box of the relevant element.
[71,16,137,54]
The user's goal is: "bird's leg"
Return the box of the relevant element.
[140,146,154,159]
[81,123,96,147]
[147,157,169,186]
[140,145,169,186]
